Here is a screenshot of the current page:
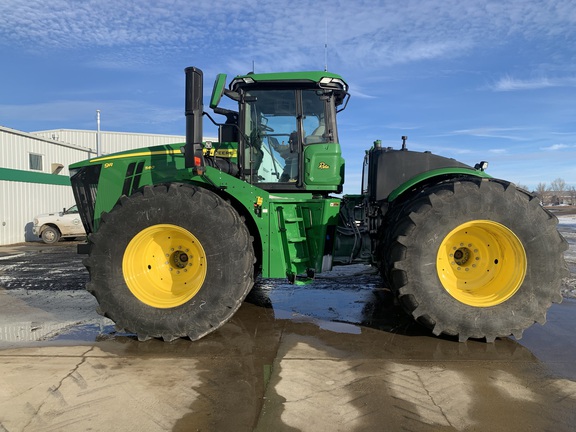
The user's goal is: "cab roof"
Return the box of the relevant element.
[231,71,348,91]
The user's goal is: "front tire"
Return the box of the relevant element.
[41,226,61,244]
[381,178,568,342]
[84,183,256,341]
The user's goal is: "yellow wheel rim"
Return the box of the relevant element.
[122,224,207,308]
[436,220,526,307]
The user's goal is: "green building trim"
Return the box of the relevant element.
[0,167,71,186]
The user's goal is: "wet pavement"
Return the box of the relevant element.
[0,217,575,431]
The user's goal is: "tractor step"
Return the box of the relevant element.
[277,204,315,277]
[286,268,316,285]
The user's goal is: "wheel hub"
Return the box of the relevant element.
[168,249,191,272]
[172,251,189,268]
[453,247,471,266]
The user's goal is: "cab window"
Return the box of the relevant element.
[244,89,332,185]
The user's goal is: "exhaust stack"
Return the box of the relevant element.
[184,67,204,171]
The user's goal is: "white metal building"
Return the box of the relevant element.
[0,127,196,246]
[32,129,189,155]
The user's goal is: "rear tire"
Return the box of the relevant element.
[380,177,567,342]
[84,183,255,341]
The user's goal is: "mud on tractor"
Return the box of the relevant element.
[69,67,567,342]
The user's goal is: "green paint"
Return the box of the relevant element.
[234,70,345,84]
[388,167,492,202]
[303,143,345,191]
[210,73,227,108]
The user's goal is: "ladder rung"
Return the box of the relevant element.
[291,257,309,263]
[288,237,306,242]
[284,217,303,223]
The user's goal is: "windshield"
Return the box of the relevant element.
[243,89,332,184]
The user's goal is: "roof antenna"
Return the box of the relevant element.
[252,60,255,74]
[324,18,328,71]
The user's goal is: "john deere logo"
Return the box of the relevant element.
[318,162,330,169]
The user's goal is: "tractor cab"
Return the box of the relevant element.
[191,69,349,194]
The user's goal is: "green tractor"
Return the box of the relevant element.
[69,66,567,342]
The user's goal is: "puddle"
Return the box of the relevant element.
[246,264,427,339]
[51,323,130,342]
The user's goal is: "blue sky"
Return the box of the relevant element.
[1,0,576,195]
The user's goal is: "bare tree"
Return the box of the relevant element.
[535,182,549,205]
[550,178,566,204]
[551,178,566,193]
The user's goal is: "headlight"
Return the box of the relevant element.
[474,161,489,171]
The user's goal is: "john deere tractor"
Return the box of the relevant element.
[69,66,567,342]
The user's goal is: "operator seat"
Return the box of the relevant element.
[305,124,325,144]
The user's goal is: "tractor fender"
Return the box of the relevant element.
[387,167,491,202]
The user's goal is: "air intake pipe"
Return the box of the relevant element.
[184,67,205,171]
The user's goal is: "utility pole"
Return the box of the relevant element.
[96,110,102,157]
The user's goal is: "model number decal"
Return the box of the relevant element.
[203,148,238,158]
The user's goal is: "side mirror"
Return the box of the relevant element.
[210,74,227,109]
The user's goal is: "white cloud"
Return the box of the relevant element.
[2,0,576,72]
[449,128,526,141]
[490,75,576,92]
[541,144,571,151]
